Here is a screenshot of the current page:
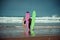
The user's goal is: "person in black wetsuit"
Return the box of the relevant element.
[23,17,32,35]
[22,11,32,35]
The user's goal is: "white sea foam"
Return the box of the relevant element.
[0,17,60,23]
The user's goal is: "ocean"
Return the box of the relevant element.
[0,17,60,38]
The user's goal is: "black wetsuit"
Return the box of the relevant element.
[24,18,32,35]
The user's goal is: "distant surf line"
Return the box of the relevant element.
[0,17,60,23]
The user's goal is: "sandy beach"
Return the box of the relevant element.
[0,36,60,40]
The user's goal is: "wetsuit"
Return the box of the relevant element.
[24,18,32,35]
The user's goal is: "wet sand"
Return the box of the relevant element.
[0,36,60,40]
[0,26,60,40]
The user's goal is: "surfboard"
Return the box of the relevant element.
[25,13,30,36]
[31,10,36,36]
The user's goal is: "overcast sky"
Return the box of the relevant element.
[0,0,60,17]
